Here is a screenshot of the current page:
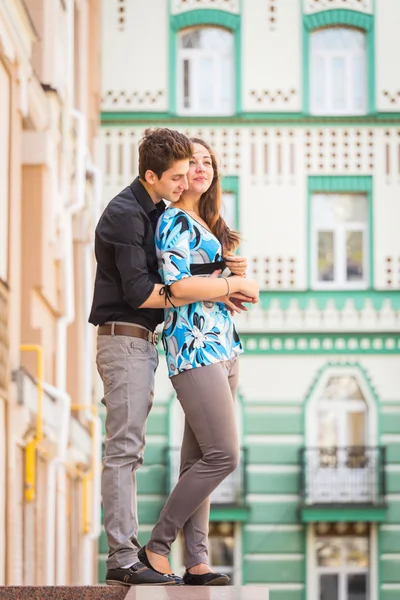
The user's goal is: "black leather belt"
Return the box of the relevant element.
[98,323,159,345]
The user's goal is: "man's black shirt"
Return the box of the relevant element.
[89,177,166,331]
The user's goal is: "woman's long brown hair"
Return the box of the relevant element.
[190,137,240,254]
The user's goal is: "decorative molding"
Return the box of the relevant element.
[384,256,400,289]
[235,293,400,333]
[308,174,372,193]
[101,90,165,110]
[250,256,297,289]
[249,89,296,106]
[100,113,400,125]
[383,91,400,105]
[171,0,240,14]
[170,8,240,31]
[303,0,373,15]
[116,0,127,31]
[239,335,400,354]
[303,9,373,31]
[268,0,278,31]
[304,129,375,174]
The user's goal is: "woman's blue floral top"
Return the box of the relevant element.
[155,207,243,378]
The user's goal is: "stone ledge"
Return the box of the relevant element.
[0,586,270,600]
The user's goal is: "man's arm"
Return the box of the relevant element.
[139,276,247,309]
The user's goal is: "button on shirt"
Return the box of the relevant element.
[89,177,166,331]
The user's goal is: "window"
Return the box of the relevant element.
[315,533,369,600]
[178,27,234,115]
[221,192,237,231]
[311,193,368,289]
[0,61,10,282]
[209,522,235,583]
[310,28,367,115]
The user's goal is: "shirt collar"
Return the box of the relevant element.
[129,177,166,216]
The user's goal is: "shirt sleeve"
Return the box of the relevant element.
[99,210,158,309]
[156,211,192,286]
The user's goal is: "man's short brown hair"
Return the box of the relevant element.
[138,128,193,179]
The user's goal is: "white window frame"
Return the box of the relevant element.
[221,191,237,231]
[0,61,10,282]
[177,27,234,116]
[316,536,369,600]
[307,525,378,600]
[310,27,367,116]
[311,193,369,290]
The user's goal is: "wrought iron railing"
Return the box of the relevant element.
[166,447,248,506]
[299,446,386,506]
[0,280,9,398]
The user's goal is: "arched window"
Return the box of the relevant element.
[178,27,234,115]
[310,27,367,115]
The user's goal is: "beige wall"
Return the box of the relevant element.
[1,0,101,585]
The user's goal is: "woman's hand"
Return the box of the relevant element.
[229,276,259,302]
[213,292,253,315]
[224,255,248,277]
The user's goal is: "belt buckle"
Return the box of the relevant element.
[152,331,159,345]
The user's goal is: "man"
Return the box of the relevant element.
[89,128,247,586]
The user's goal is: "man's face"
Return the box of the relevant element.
[146,159,189,203]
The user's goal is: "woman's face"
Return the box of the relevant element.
[187,143,214,196]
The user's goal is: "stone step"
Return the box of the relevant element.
[0,586,270,600]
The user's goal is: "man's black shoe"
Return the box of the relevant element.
[138,545,184,585]
[106,561,176,586]
[183,570,230,586]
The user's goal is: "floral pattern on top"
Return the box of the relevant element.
[155,207,243,377]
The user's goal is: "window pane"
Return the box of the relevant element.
[332,57,346,110]
[347,411,366,446]
[198,57,214,110]
[316,540,342,567]
[181,30,201,49]
[318,411,338,448]
[353,55,366,110]
[183,59,190,108]
[346,231,364,281]
[347,574,367,600]
[222,192,236,230]
[209,535,234,566]
[318,231,334,281]
[338,195,367,222]
[323,376,365,402]
[345,538,369,567]
[320,573,339,600]
[221,55,234,112]
[313,55,325,111]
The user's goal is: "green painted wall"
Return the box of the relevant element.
[245,558,304,583]
[244,529,304,554]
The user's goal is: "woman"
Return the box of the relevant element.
[138,138,259,585]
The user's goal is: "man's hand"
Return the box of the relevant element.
[224,255,248,277]
[212,292,256,315]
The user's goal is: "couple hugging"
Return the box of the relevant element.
[89,128,259,586]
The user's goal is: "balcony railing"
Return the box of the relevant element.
[299,446,386,506]
[166,447,248,506]
[0,280,9,398]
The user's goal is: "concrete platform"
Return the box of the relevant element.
[0,586,269,600]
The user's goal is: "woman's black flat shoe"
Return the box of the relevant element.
[138,545,184,585]
[183,570,230,586]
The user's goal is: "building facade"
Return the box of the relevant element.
[0,0,102,585]
[99,1,400,599]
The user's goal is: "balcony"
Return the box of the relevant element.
[166,447,249,521]
[299,446,387,523]
[0,280,9,399]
